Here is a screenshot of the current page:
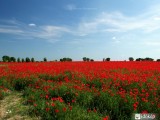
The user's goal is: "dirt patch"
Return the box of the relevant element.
[0,91,40,120]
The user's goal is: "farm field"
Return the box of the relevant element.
[0,62,160,120]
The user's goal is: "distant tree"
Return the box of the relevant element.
[135,57,154,61]
[135,58,141,61]
[10,57,16,62]
[145,57,154,61]
[150,58,154,61]
[141,58,145,61]
[106,58,110,61]
[60,57,72,62]
[31,58,35,62]
[2,55,10,62]
[157,59,160,62]
[90,59,94,62]
[44,57,47,62]
[63,58,67,61]
[83,57,87,61]
[103,58,105,61]
[17,58,21,62]
[60,59,63,62]
[129,57,134,61]
[67,58,72,61]
[21,58,25,62]
[86,58,90,61]
[25,57,30,62]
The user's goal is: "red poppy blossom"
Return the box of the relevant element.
[55,109,59,113]
[51,103,55,107]
[63,107,67,112]
[46,108,50,112]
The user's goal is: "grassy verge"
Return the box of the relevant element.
[0,91,40,120]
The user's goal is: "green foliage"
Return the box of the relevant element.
[157,59,160,62]
[2,55,10,62]
[10,57,16,62]
[103,58,111,61]
[145,57,154,61]
[136,58,142,61]
[106,58,110,61]
[31,58,35,62]
[1,63,160,120]
[83,57,87,61]
[44,57,47,62]
[11,78,33,91]
[86,58,90,61]
[129,57,134,61]
[17,58,21,62]
[64,105,101,120]
[136,57,154,61]
[60,57,72,62]
[0,78,13,90]
[2,56,16,62]
[90,59,94,62]
[0,90,8,100]
[25,57,30,62]
[76,91,94,107]
[21,58,25,62]
[83,57,90,61]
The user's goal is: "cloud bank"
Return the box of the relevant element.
[0,4,160,44]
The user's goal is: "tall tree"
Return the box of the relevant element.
[86,58,90,61]
[17,58,21,62]
[21,58,25,62]
[106,58,110,61]
[63,58,67,61]
[25,57,30,62]
[60,59,63,62]
[31,58,35,62]
[10,57,16,62]
[129,57,134,61]
[44,57,47,62]
[83,57,87,61]
[2,55,10,62]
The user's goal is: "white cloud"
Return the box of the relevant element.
[1,4,160,43]
[34,25,71,40]
[28,23,36,27]
[0,28,23,34]
[75,5,160,36]
[0,20,70,43]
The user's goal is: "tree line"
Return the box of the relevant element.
[2,55,36,62]
[128,57,160,61]
[0,55,73,62]
[1,55,160,62]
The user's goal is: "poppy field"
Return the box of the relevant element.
[0,62,160,120]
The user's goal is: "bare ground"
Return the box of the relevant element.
[0,91,40,120]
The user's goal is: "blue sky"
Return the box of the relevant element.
[0,0,160,61]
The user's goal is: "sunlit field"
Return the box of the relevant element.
[0,62,160,120]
